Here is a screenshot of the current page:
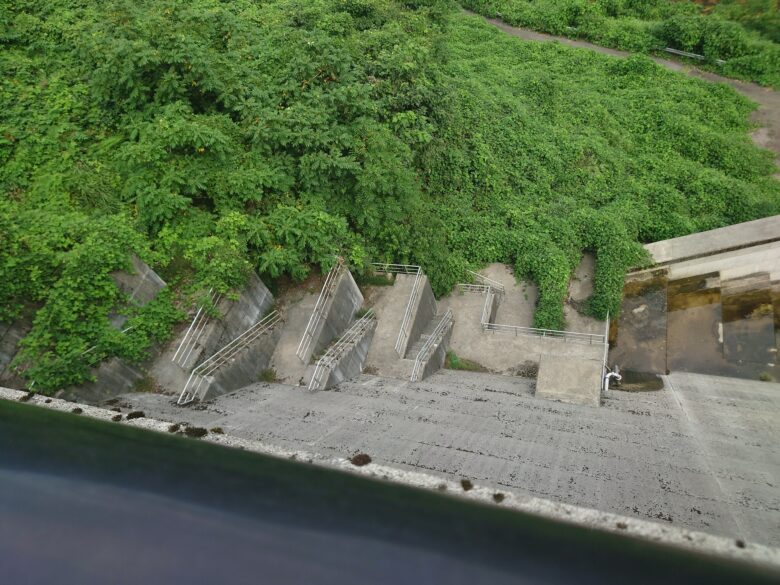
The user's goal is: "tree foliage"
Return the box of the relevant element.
[462,0,780,88]
[1,0,778,389]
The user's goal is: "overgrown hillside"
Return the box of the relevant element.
[462,0,780,88]
[1,0,778,392]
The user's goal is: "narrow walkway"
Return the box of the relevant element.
[269,292,319,385]
[472,11,780,177]
[364,274,416,377]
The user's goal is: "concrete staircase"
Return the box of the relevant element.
[364,268,450,381]
[405,318,441,359]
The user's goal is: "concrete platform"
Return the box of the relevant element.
[536,355,602,407]
[644,215,780,265]
[116,369,780,548]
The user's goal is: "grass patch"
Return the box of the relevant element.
[445,351,487,372]
[258,368,278,383]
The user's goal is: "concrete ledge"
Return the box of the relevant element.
[644,215,780,266]
[2,385,778,569]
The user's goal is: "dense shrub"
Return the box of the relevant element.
[462,0,780,88]
[1,0,778,387]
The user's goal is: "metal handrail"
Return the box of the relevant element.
[601,312,610,392]
[458,283,492,294]
[482,322,605,345]
[178,310,281,405]
[371,262,434,357]
[172,289,221,367]
[467,270,505,294]
[395,268,423,356]
[480,290,495,326]
[410,309,453,382]
[296,262,344,362]
[308,310,376,391]
[370,262,421,275]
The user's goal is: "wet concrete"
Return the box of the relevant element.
[609,270,668,374]
[612,268,779,382]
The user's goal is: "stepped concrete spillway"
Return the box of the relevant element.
[116,369,780,548]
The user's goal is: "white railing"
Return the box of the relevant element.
[370,262,421,275]
[663,47,726,65]
[480,289,495,326]
[296,262,344,362]
[177,310,281,405]
[601,312,611,392]
[458,283,492,294]
[466,270,505,294]
[370,263,426,357]
[410,309,453,382]
[482,322,605,345]
[172,289,221,367]
[308,310,376,391]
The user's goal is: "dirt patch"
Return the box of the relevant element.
[350,453,372,467]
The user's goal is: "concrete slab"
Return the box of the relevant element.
[480,263,537,327]
[116,369,780,547]
[644,215,780,265]
[536,355,602,407]
[364,274,415,377]
[666,241,780,282]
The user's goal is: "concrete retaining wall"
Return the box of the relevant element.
[0,320,31,385]
[201,326,282,401]
[59,357,147,404]
[111,255,167,307]
[420,321,453,381]
[308,270,363,361]
[401,275,437,358]
[323,323,377,389]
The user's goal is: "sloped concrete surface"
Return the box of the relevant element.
[117,370,780,547]
[3,386,778,568]
[364,274,416,376]
[269,291,319,385]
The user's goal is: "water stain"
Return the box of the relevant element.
[612,270,778,383]
[613,370,664,392]
[609,270,668,374]
[667,273,720,312]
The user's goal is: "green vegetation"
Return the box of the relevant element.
[445,351,487,372]
[2,0,779,392]
[462,0,780,88]
[258,368,279,383]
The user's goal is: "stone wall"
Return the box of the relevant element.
[0,320,31,386]
[111,255,167,306]
[59,357,147,404]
